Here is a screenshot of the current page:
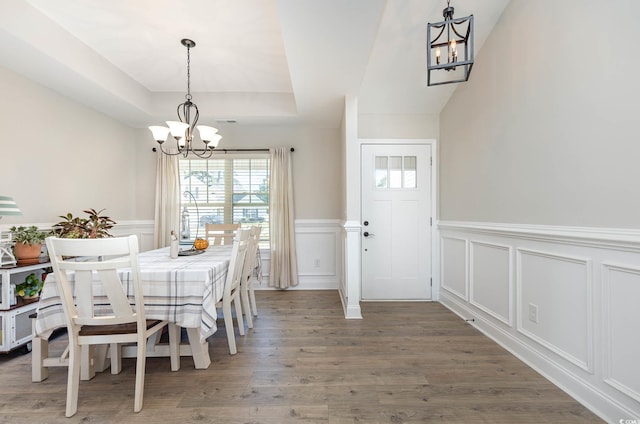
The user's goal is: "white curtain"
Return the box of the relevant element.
[268,147,298,288]
[153,148,181,249]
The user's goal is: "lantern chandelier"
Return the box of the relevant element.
[149,39,221,158]
[426,0,474,86]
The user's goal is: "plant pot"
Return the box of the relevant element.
[14,242,42,264]
[21,294,39,300]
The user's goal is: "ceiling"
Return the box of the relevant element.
[0,0,510,129]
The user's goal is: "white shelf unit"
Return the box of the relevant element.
[0,261,50,353]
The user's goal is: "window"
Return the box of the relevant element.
[375,155,417,189]
[179,155,270,247]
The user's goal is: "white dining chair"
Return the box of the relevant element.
[205,223,240,246]
[45,235,179,417]
[240,226,261,329]
[216,228,249,354]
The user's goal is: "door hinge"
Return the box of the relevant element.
[430,156,433,166]
[430,217,432,226]
[430,278,433,287]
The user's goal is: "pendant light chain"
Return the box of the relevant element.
[186,44,192,101]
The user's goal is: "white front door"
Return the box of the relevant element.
[361,144,432,300]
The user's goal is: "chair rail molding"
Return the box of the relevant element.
[439,220,640,252]
[438,220,640,423]
[0,220,156,253]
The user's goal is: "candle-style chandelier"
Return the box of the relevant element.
[149,39,221,158]
[426,0,474,86]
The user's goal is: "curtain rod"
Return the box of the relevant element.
[151,147,295,153]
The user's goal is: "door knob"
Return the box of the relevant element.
[363,232,375,237]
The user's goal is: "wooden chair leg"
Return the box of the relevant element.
[222,301,237,355]
[249,284,258,317]
[66,342,81,417]
[133,336,146,413]
[240,282,253,329]
[234,296,245,336]
[31,318,49,382]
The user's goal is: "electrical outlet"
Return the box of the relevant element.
[528,303,539,323]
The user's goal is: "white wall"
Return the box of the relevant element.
[214,124,342,220]
[440,0,640,228]
[0,65,144,225]
[358,113,439,140]
[437,0,640,421]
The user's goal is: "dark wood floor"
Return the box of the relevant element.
[0,290,604,423]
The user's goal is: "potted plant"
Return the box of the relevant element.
[15,272,44,300]
[51,208,116,238]
[10,225,48,264]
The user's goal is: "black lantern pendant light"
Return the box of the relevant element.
[426,0,474,86]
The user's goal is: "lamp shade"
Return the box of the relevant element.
[197,125,221,148]
[149,126,171,142]
[166,121,190,139]
[0,196,21,216]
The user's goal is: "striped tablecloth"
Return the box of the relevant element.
[35,245,232,343]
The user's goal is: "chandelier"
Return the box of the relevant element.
[426,0,474,86]
[149,39,221,158]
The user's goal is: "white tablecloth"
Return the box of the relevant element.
[35,245,232,343]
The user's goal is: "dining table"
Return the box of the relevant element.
[31,244,233,382]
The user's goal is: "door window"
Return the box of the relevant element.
[375,155,417,189]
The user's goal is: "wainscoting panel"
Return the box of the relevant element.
[517,248,592,372]
[290,219,342,290]
[440,236,468,301]
[111,220,155,252]
[438,221,640,423]
[296,231,337,276]
[602,263,640,403]
[470,241,512,326]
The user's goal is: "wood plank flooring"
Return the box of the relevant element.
[0,290,604,423]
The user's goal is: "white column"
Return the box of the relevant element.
[342,95,362,319]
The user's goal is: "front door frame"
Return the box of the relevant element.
[341,138,440,319]
[360,139,437,302]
